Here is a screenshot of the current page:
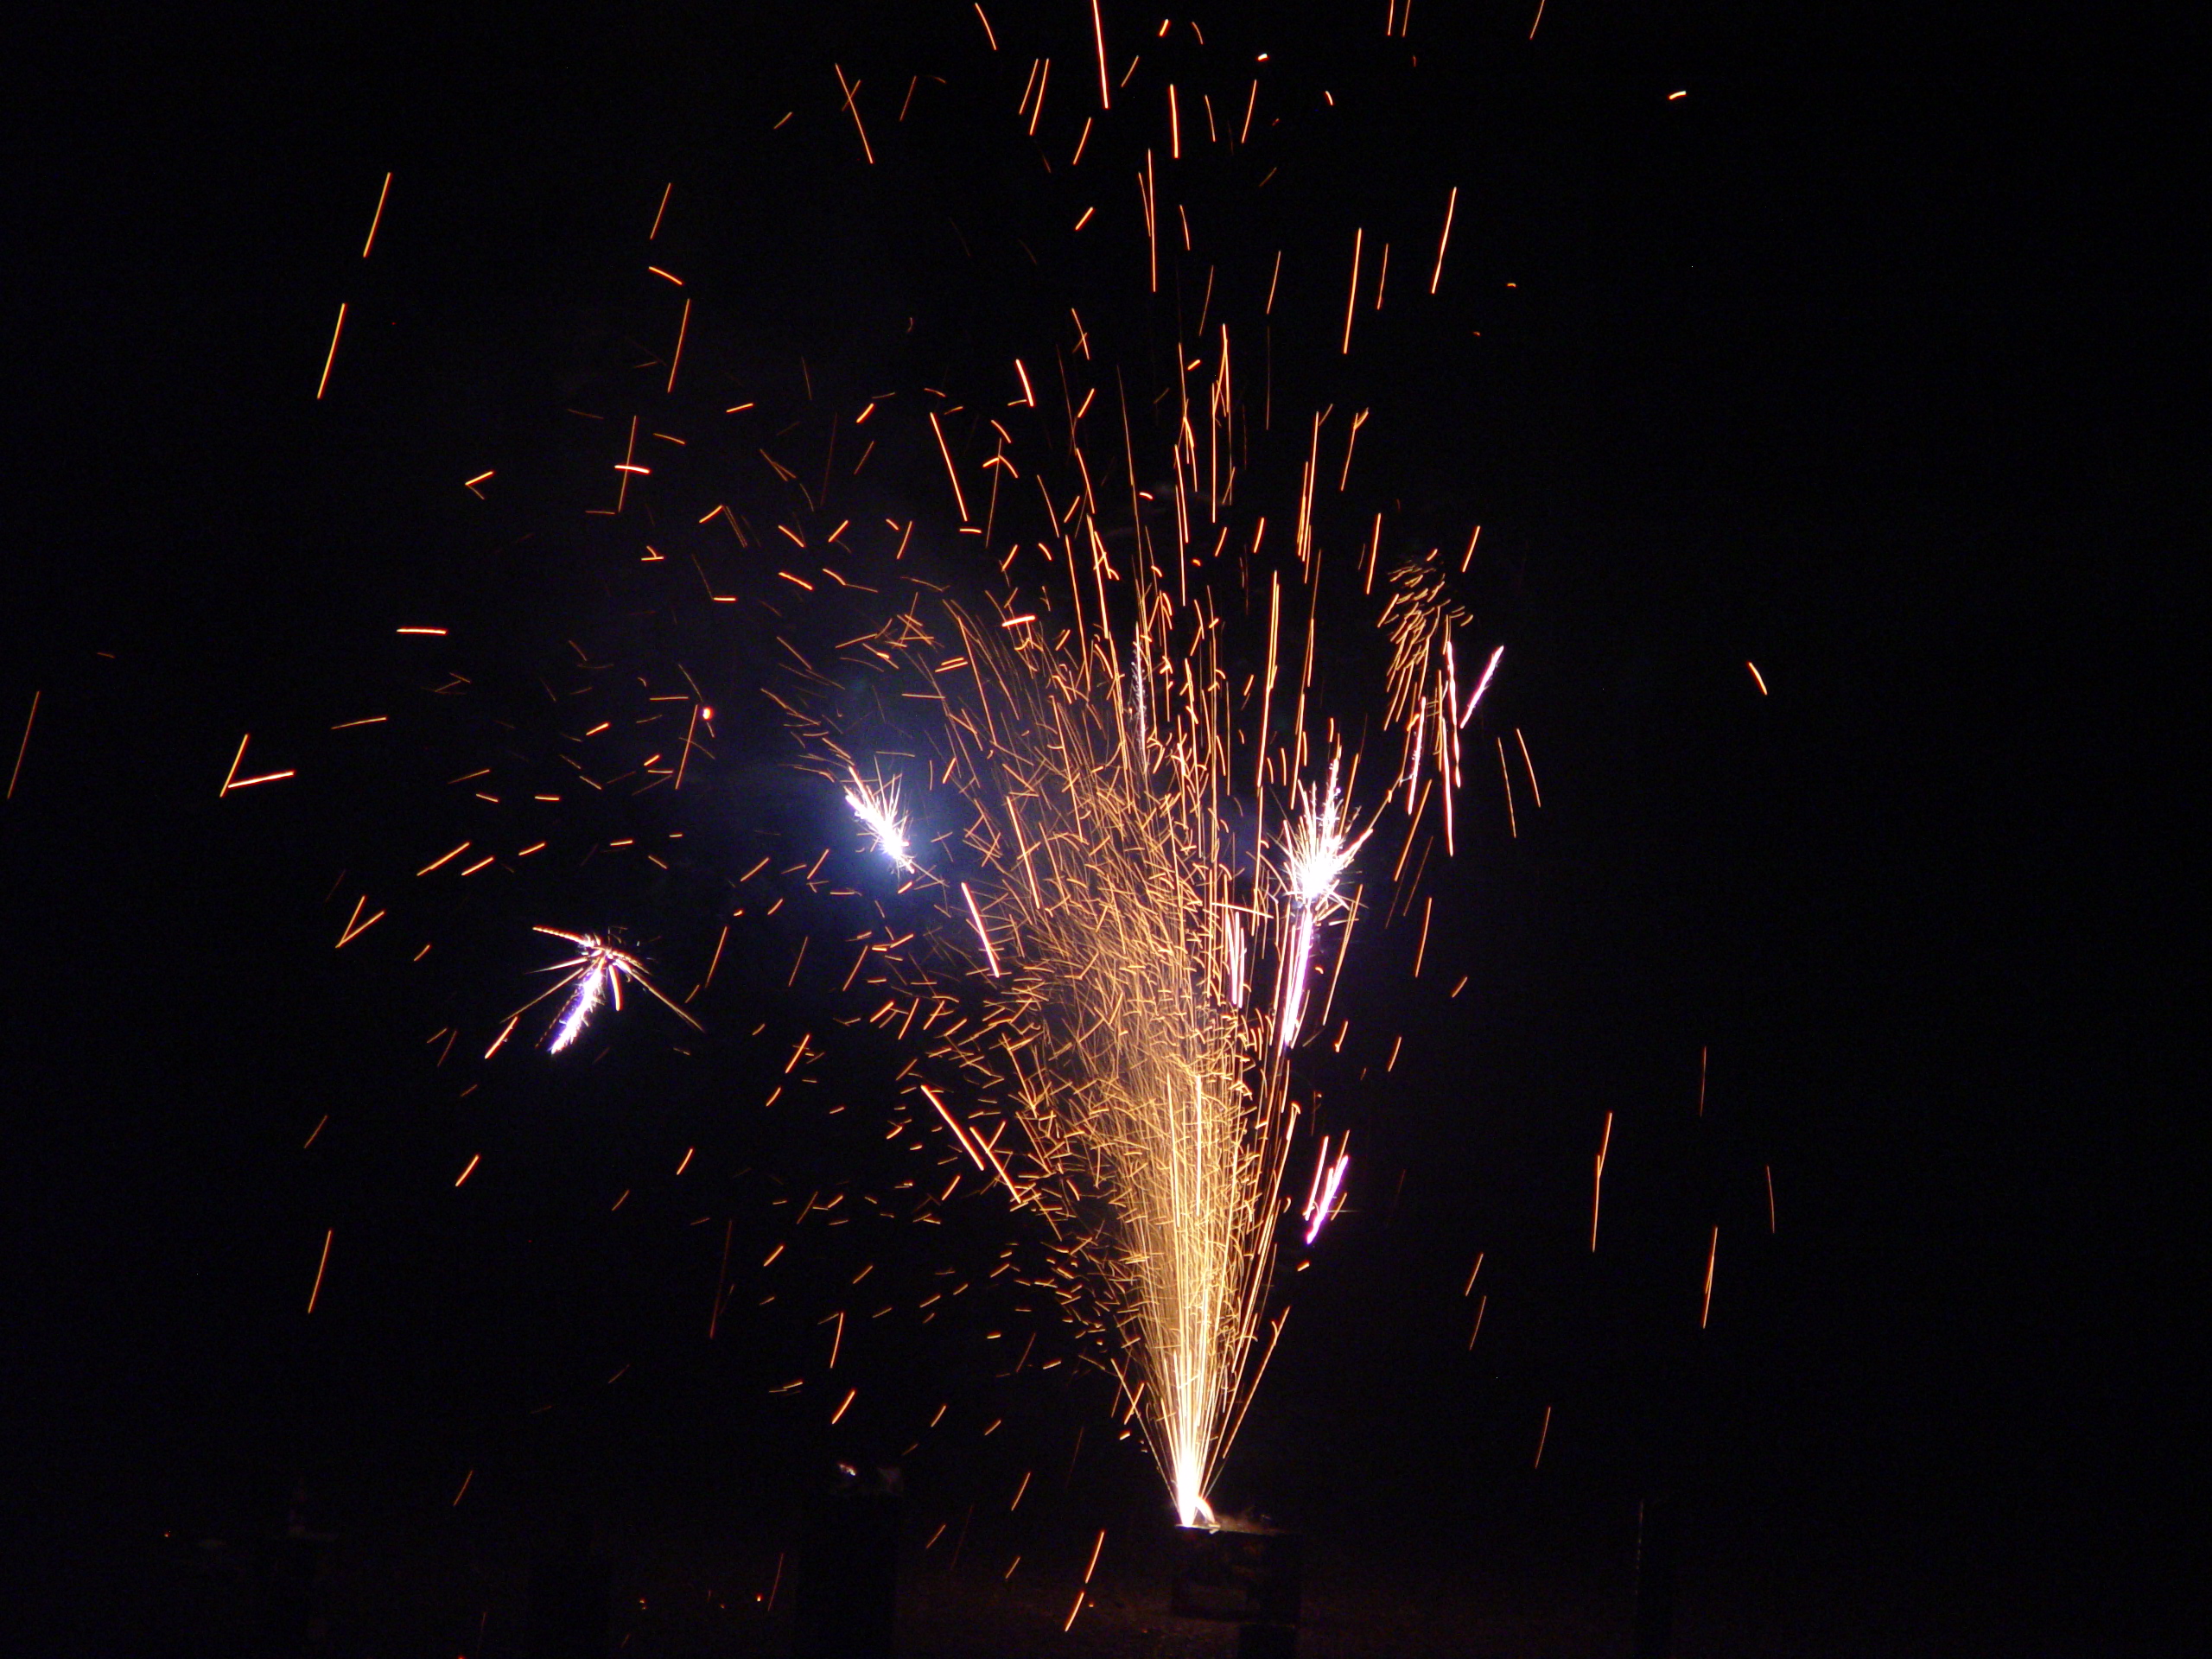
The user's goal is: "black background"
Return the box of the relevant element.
[3,2,2200,1652]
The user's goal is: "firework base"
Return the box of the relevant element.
[793,1466,904,1659]
[1171,1525,1302,1656]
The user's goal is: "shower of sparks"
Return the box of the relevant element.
[1380,553,1499,848]
[523,927,702,1052]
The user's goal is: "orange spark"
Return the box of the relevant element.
[1090,0,1111,108]
[929,411,971,520]
[666,298,691,394]
[1429,186,1458,293]
[1342,229,1363,353]
[1701,1226,1719,1326]
[7,689,40,800]
[306,1229,333,1313]
[315,302,346,399]
[361,172,392,257]
[834,64,875,164]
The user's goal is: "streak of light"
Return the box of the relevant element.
[1429,186,1458,292]
[929,411,970,521]
[306,1229,333,1313]
[1090,0,1111,109]
[454,1154,480,1187]
[960,882,1001,976]
[923,1085,987,1171]
[675,702,702,790]
[1591,1110,1612,1250]
[666,298,691,393]
[1301,1136,1351,1245]
[315,303,346,399]
[1341,227,1363,353]
[1701,1226,1719,1326]
[834,64,876,164]
[1459,644,1503,725]
[690,923,729,1002]
[335,896,385,948]
[361,173,392,257]
[1747,660,1769,695]
[6,689,39,800]
[219,733,250,794]
[1515,728,1541,806]
[416,842,471,876]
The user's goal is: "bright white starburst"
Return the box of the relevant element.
[842,768,915,872]
[1276,756,1371,1048]
[1282,755,1363,915]
[523,928,701,1052]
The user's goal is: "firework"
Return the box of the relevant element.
[863,593,1289,1528]
[518,927,701,1054]
[842,767,917,873]
[296,1,1513,1535]
[1301,1135,1352,1248]
[1277,756,1373,1051]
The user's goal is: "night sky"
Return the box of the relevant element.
[4,3,2196,1654]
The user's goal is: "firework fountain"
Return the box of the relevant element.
[800,345,1473,1527]
[816,583,1361,1526]
[292,2,1511,1540]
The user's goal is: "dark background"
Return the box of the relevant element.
[3,2,2199,1653]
